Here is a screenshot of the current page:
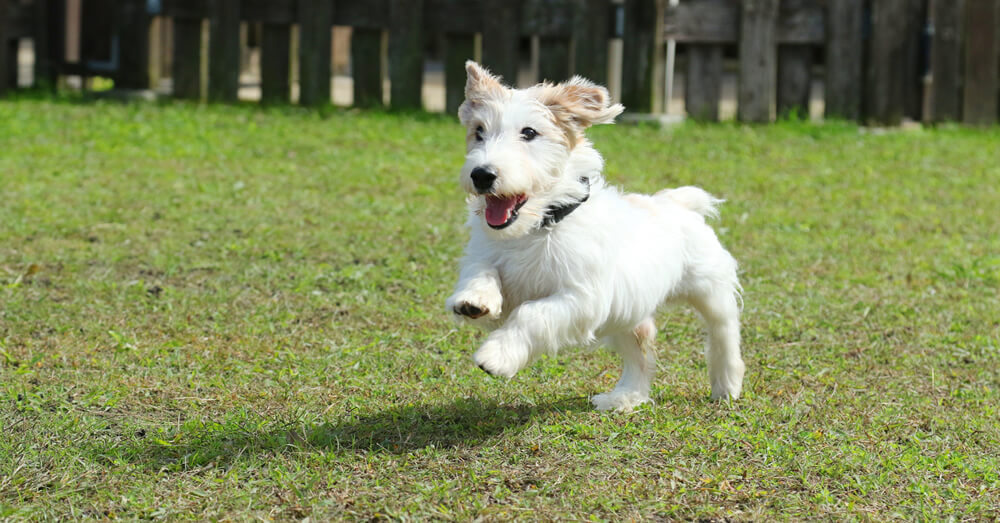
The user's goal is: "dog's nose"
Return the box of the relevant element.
[470,166,498,194]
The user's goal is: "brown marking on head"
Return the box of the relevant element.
[537,76,625,147]
[458,61,506,125]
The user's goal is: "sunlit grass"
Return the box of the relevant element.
[1,98,998,519]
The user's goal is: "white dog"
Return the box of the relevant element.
[445,62,745,411]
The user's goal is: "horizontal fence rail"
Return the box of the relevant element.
[2,0,999,125]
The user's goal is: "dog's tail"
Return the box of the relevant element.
[655,186,724,219]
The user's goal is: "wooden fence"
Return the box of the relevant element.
[670,0,1000,125]
[2,0,999,125]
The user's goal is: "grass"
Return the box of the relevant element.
[1,96,998,520]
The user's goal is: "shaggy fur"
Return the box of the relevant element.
[446,62,745,411]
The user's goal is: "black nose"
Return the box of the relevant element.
[470,166,498,193]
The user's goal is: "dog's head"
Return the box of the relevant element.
[457,61,624,238]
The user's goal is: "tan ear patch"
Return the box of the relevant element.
[538,76,625,146]
[464,61,504,101]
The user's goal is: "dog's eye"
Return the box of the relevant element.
[520,127,539,141]
[474,126,484,142]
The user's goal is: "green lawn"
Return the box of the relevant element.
[1,97,998,520]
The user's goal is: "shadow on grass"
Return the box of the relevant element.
[100,396,592,471]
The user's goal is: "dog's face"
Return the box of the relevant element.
[457,61,623,238]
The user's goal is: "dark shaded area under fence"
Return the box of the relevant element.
[1,0,999,125]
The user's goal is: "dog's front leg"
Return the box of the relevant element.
[446,261,503,325]
[474,293,585,378]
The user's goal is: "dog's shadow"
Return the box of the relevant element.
[110,396,592,471]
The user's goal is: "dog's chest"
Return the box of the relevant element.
[491,233,584,309]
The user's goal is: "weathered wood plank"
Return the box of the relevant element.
[298,0,332,106]
[335,0,390,29]
[172,16,202,99]
[425,0,485,34]
[0,0,10,95]
[117,0,151,89]
[260,22,291,103]
[621,0,656,113]
[81,0,115,65]
[930,0,964,122]
[521,0,576,37]
[962,0,1000,125]
[3,37,14,93]
[685,44,723,121]
[481,0,519,84]
[33,0,63,89]
[777,45,812,118]
[389,0,424,110]
[664,0,823,44]
[445,32,475,114]
[825,0,863,120]
[241,0,296,24]
[538,36,571,82]
[162,0,209,20]
[352,27,384,107]
[738,0,779,122]
[8,0,35,39]
[208,0,240,102]
[867,0,924,124]
[573,0,610,84]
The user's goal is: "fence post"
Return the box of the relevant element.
[482,0,519,84]
[33,0,63,90]
[777,46,812,118]
[825,0,864,120]
[739,0,779,122]
[117,0,151,90]
[538,37,571,83]
[172,14,202,100]
[686,45,723,121]
[930,0,964,122]
[389,0,424,110]
[961,0,1000,125]
[621,0,655,113]
[0,0,9,96]
[260,22,291,103]
[352,28,384,108]
[298,0,332,106]
[867,0,924,124]
[573,0,610,85]
[445,33,475,114]
[208,0,240,102]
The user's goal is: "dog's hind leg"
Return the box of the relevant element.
[591,318,657,412]
[688,285,745,400]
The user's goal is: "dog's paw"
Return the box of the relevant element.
[591,391,652,412]
[710,384,742,401]
[709,361,745,401]
[472,339,524,378]
[446,289,502,321]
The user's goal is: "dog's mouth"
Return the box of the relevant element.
[484,194,528,229]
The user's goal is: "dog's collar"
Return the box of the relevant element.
[540,177,590,229]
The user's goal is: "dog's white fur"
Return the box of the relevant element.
[446,62,745,411]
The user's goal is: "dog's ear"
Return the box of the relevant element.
[459,61,504,124]
[541,76,625,130]
[464,61,503,101]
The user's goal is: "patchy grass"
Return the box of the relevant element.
[1,97,998,520]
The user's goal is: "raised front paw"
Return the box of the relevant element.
[446,289,502,321]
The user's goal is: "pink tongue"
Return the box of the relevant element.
[485,195,519,226]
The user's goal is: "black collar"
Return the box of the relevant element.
[540,177,590,228]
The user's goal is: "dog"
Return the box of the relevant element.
[445,61,745,411]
